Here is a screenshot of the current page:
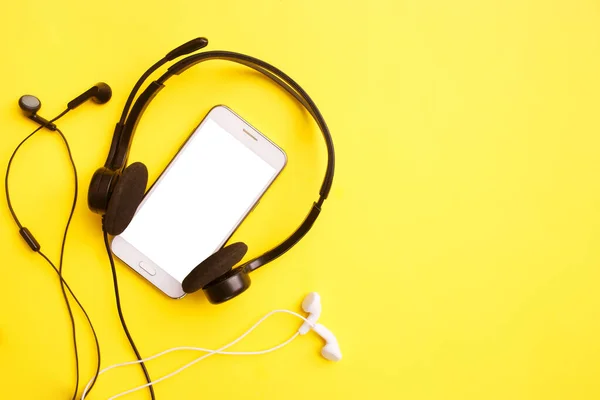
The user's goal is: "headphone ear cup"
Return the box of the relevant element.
[202,266,251,304]
[182,242,248,294]
[103,162,148,236]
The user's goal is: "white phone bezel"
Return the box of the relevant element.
[111,105,287,299]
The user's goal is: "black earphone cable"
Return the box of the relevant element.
[55,125,81,399]
[4,115,101,399]
[5,125,43,228]
[37,250,102,397]
[56,126,102,399]
[102,228,155,400]
[5,108,69,227]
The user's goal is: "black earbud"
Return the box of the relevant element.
[67,82,112,110]
[19,83,112,130]
[18,95,57,130]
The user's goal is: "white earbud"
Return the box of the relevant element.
[299,292,321,335]
[313,323,342,361]
[298,292,341,362]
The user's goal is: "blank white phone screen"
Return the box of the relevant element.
[118,118,277,283]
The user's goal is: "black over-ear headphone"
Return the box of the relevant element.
[87,37,335,304]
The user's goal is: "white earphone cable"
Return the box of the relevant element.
[81,309,312,399]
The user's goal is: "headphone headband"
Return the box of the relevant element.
[107,51,334,198]
[102,46,335,273]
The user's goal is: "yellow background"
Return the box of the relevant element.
[1,0,600,399]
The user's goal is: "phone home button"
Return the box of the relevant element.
[139,261,156,276]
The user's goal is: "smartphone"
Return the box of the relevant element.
[111,105,287,298]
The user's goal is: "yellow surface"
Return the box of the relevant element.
[1,0,600,399]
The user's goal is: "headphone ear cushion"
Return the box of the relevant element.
[104,162,148,236]
[182,242,248,294]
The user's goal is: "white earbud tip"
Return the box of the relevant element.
[321,344,342,362]
[302,292,320,313]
